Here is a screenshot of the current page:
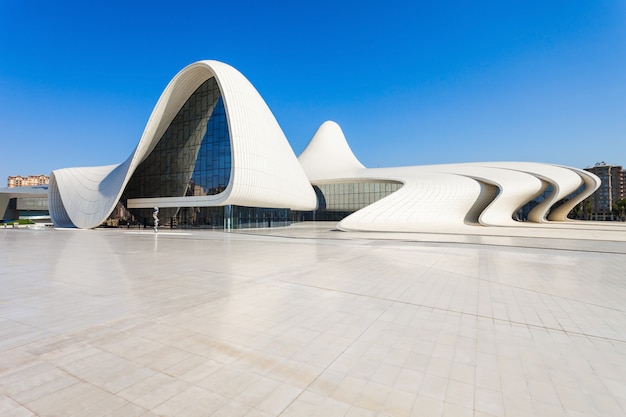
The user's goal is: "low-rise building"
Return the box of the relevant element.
[7,174,49,188]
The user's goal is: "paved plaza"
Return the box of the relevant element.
[1,223,625,417]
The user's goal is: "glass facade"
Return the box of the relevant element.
[118,78,403,230]
[122,77,232,224]
[228,206,290,229]
[293,181,403,222]
[16,196,49,211]
[1,197,50,221]
[120,78,289,230]
[134,205,288,229]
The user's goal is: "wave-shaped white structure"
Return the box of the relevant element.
[48,60,600,232]
[49,60,317,228]
[297,121,600,232]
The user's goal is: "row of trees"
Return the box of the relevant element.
[612,198,626,220]
[569,199,591,220]
[568,198,626,220]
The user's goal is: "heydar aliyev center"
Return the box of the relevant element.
[49,60,600,231]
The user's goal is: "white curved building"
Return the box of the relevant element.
[48,61,600,232]
[295,120,599,232]
[49,60,317,229]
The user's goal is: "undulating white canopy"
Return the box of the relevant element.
[48,60,600,232]
[49,60,317,229]
[297,120,600,232]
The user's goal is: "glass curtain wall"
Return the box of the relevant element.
[120,78,290,230]
[124,205,290,230]
[122,77,231,226]
[293,181,403,222]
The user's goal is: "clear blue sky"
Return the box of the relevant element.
[1,1,625,183]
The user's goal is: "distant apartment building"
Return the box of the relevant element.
[584,162,625,220]
[7,174,49,188]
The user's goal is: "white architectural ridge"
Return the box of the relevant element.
[48,60,600,232]
[296,120,599,232]
[49,61,317,229]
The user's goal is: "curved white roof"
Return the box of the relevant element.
[548,166,600,221]
[50,60,317,228]
[332,161,598,232]
[297,122,600,232]
[469,162,586,222]
[48,61,601,233]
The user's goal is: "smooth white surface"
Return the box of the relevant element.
[47,61,600,232]
[49,61,317,229]
[548,166,602,221]
[298,120,366,181]
[469,162,584,223]
[299,121,600,232]
[335,162,598,232]
[1,225,625,417]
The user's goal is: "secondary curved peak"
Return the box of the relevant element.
[298,120,366,182]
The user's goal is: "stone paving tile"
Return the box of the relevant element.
[1,226,625,416]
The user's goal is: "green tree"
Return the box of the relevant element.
[570,198,592,220]
[612,198,626,220]
[570,200,581,219]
